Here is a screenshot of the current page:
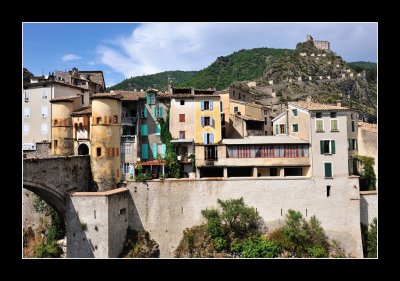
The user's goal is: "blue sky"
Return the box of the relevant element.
[23,22,377,88]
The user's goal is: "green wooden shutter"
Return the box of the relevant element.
[331,140,336,154]
[154,107,158,118]
[141,144,148,160]
[140,125,148,136]
[320,140,324,154]
[146,95,150,104]
[159,107,163,118]
[152,143,157,159]
[144,107,148,118]
[355,139,358,150]
[276,125,278,135]
[284,124,286,134]
[156,124,161,135]
[324,163,332,178]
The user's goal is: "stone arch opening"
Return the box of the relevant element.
[78,143,89,155]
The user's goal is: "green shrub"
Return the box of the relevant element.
[367,218,377,258]
[213,237,229,252]
[307,245,327,258]
[35,241,62,258]
[240,236,281,258]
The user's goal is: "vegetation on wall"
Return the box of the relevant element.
[175,198,348,258]
[361,218,377,258]
[33,195,64,258]
[119,228,160,258]
[158,105,181,178]
[355,155,376,190]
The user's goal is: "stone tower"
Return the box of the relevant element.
[90,94,122,191]
[306,34,313,42]
[50,96,81,156]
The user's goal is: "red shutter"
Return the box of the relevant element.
[116,148,119,156]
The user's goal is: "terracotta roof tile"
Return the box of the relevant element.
[90,93,122,100]
[71,107,92,116]
[136,160,166,166]
[113,91,146,101]
[50,96,80,103]
[289,101,350,111]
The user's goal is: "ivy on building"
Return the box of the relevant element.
[355,155,376,190]
[158,105,181,178]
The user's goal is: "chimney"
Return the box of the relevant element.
[167,82,172,94]
[140,89,143,92]
[133,88,137,92]
[306,96,312,103]
[337,101,341,107]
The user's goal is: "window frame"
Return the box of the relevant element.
[292,123,298,133]
[204,101,210,110]
[315,119,324,132]
[180,100,185,106]
[179,114,185,122]
[321,139,335,154]
[330,119,339,132]
[292,109,298,116]
[324,162,333,178]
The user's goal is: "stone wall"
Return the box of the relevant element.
[360,191,377,226]
[24,142,51,159]
[126,177,362,258]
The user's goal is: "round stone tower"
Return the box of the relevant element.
[50,96,81,156]
[90,94,122,191]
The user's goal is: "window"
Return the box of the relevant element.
[233,90,235,97]
[220,101,223,111]
[81,95,84,104]
[327,185,331,197]
[41,106,48,118]
[203,133,214,144]
[349,139,358,150]
[292,109,298,116]
[221,113,225,124]
[316,120,324,132]
[41,89,48,100]
[113,115,118,123]
[284,167,302,177]
[141,108,148,118]
[116,148,119,156]
[351,121,355,132]
[147,93,155,104]
[24,124,29,136]
[270,167,278,176]
[330,119,338,131]
[140,125,148,136]
[96,117,102,124]
[180,100,185,105]
[243,94,246,100]
[324,162,333,178]
[320,140,336,154]
[264,117,268,125]
[239,93,241,99]
[316,112,322,118]
[234,106,238,113]
[179,131,185,139]
[154,107,163,118]
[226,144,309,159]
[97,147,102,157]
[116,168,119,178]
[201,116,213,127]
[330,112,337,118]
[264,110,268,115]
[24,107,30,118]
[179,114,185,122]
[203,101,210,110]
[292,124,298,133]
[351,113,354,120]
[41,124,47,135]
[123,163,130,174]
[122,143,132,154]
[279,124,286,134]
[54,140,58,149]
[24,91,29,102]
[156,124,161,135]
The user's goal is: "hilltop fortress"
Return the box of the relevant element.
[307,34,330,51]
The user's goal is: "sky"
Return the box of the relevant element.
[23,22,377,88]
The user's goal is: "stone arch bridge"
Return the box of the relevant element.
[23,155,92,216]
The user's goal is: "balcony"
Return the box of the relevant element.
[121,135,136,142]
[204,146,218,161]
[122,117,137,126]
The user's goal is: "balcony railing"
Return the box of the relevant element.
[121,135,136,142]
[122,117,137,126]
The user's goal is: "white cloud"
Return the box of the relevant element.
[62,54,82,62]
[87,61,96,65]
[97,23,377,79]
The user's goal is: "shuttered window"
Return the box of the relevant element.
[141,144,149,160]
[316,120,324,132]
[330,119,338,131]
[324,163,333,178]
[140,125,148,136]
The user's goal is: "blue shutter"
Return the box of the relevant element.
[324,163,332,178]
[331,140,336,154]
[209,101,213,111]
[201,117,205,127]
[210,133,214,144]
[141,125,148,136]
[144,107,148,118]
[201,101,204,111]
[142,144,148,160]
[210,117,213,126]
[154,107,157,118]
[162,144,166,158]
[203,133,207,144]
[146,95,150,104]
[159,107,163,118]
[156,124,161,135]
[152,143,157,159]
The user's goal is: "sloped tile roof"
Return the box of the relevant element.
[289,101,350,111]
